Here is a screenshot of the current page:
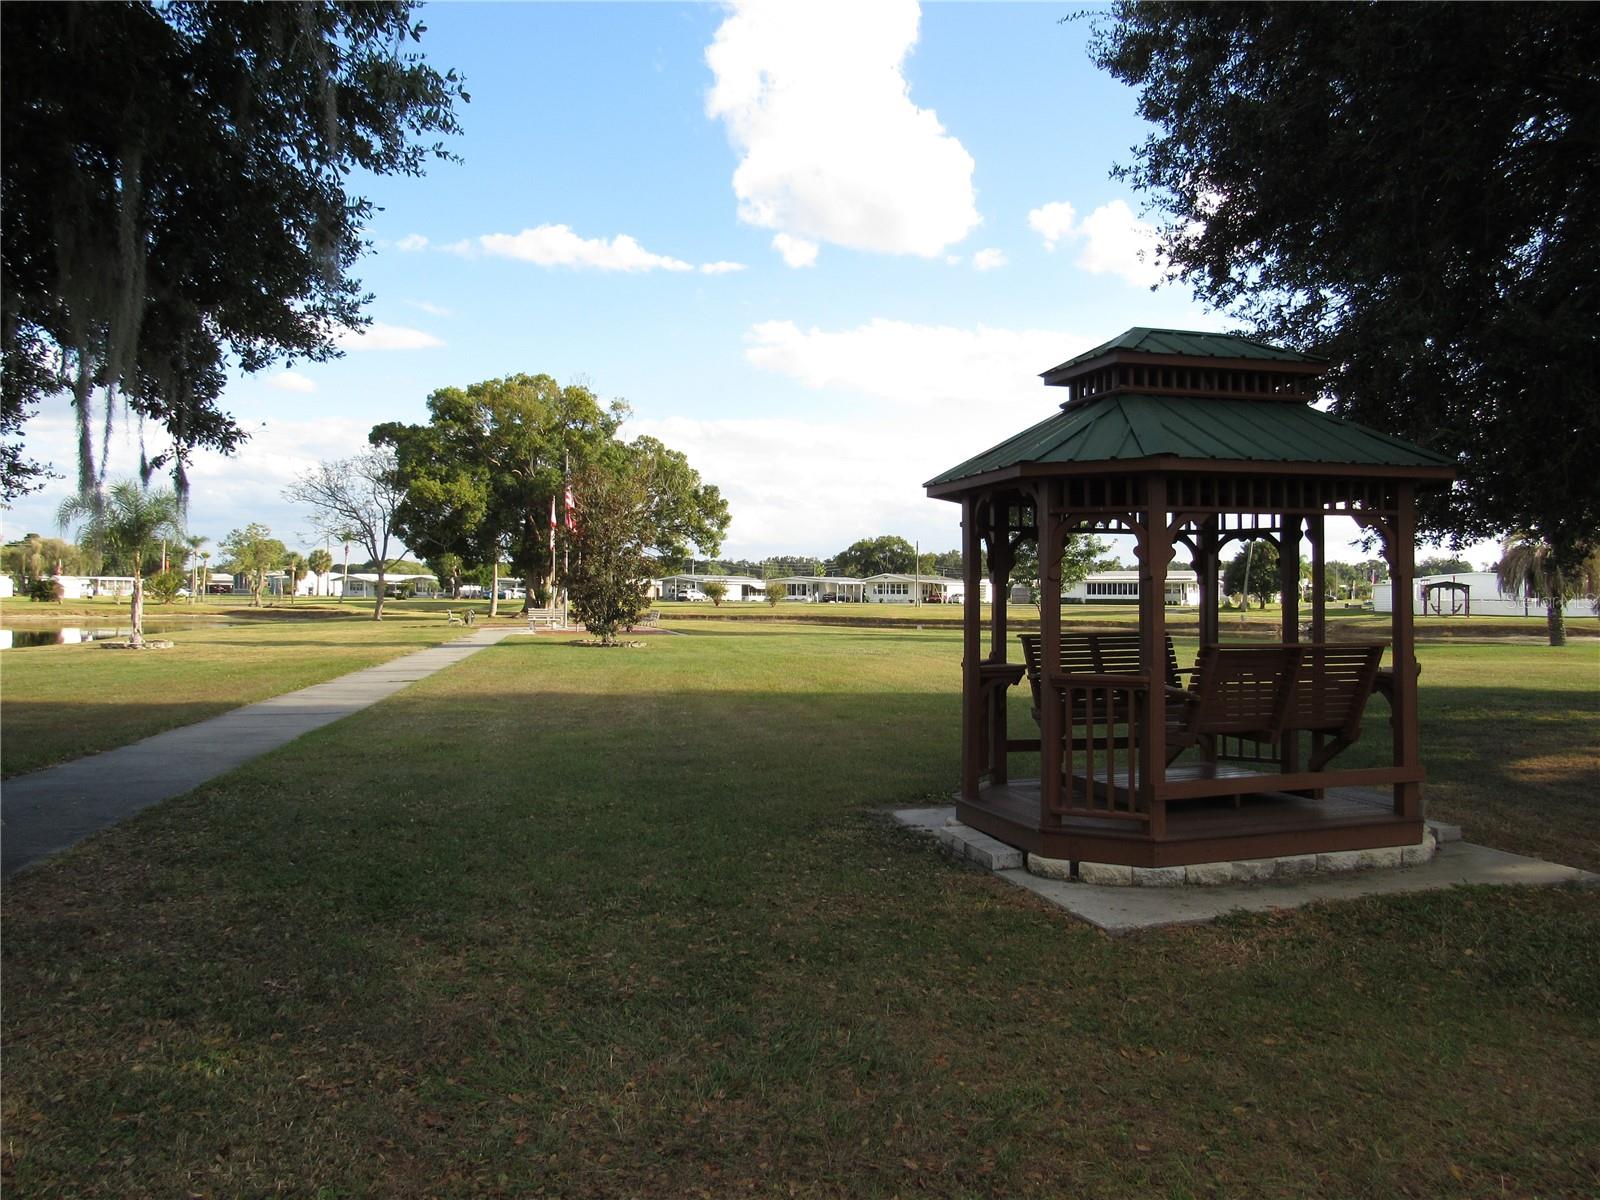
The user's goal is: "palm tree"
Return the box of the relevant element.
[307,547,334,597]
[185,534,208,604]
[58,480,185,647]
[1495,534,1600,647]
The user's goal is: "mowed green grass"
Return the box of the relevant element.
[3,625,1597,1198]
[0,616,466,777]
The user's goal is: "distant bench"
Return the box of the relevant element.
[526,608,564,631]
[629,610,660,630]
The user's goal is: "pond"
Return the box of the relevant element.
[0,622,237,649]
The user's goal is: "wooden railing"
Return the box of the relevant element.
[1045,673,1150,822]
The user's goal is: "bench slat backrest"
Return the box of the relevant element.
[1283,644,1384,736]
[1185,646,1305,739]
[1017,632,1181,716]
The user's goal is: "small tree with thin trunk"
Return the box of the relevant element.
[283,552,307,603]
[1495,534,1600,647]
[185,534,207,604]
[567,463,653,644]
[284,448,407,620]
[57,480,184,647]
[704,579,728,607]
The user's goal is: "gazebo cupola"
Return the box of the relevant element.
[926,328,1456,870]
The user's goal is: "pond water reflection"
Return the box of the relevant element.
[1,623,235,649]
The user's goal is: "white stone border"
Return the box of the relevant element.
[1026,828,1439,887]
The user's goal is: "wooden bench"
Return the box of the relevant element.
[628,610,660,630]
[445,609,463,626]
[1017,632,1182,722]
[525,608,564,631]
[1167,643,1385,769]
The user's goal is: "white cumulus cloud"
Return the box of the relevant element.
[699,260,748,275]
[406,299,454,318]
[474,225,693,272]
[971,248,1007,271]
[1028,198,1166,288]
[1073,200,1166,288]
[1027,201,1078,251]
[334,322,444,351]
[394,233,430,252]
[705,0,980,258]
[772,234,819,269]
[267,370,316,393]
[744,317,1091,416]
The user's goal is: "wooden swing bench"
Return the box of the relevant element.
[1018,634,1385,773]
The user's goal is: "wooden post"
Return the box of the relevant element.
[1038,482,1063,827]
[1198,515,1221,649]
[1280,514,1301,643]
[960,494,983,803]
[987,497,1010,784]
[1389,485,1422,820]
[1137,475,1169,839]
[1279,514,1302,773]
[1308,513,1327,642]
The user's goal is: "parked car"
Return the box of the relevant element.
[819,593,842,603]
[678,588,707,602]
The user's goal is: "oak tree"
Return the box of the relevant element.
[1092,2,1600,570]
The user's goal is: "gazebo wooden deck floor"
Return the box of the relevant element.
[959,776,1421,869]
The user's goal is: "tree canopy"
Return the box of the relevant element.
[1,1,466,500]
[1222,541,1281,610]
[375,376,728,610]
[831,536,915,578]
[1091,2,1600,567]
[222,524,285,609]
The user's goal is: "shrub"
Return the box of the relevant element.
[28,578,64,603]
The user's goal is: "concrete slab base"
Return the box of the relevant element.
[890,805,1597,933]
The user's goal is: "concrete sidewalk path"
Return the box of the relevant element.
[2,626,517,878]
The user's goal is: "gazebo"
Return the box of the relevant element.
[925,328,1456,868]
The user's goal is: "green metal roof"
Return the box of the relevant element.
[925,393,1455,488]
[1040,327,1325,379]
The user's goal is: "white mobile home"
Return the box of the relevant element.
[771,575,866,603]
[659,573,766,601]
[1374,572,1594,618]
[862,574,982,604]
[1063,569,1206,606]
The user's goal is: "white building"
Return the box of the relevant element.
[770,575,866,603]
[1063,569,1207,606]
[862,574,982,604]
[1374,571,1594,618]
[52,575,137,600]
[658,573,766,601]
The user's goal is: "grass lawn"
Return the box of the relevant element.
[0,615,469,777]
[3,624,1597,1197]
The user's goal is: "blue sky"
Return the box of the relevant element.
[7,1,1484,567]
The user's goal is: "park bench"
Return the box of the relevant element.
[1018,632,1183,724]
[628,610,660,630]
[1168,642,1385,770]
[526,607,564,631]
[446,609,463,625]
[1018,634,1383,771]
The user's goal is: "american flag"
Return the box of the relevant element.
[564,482,577,532]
